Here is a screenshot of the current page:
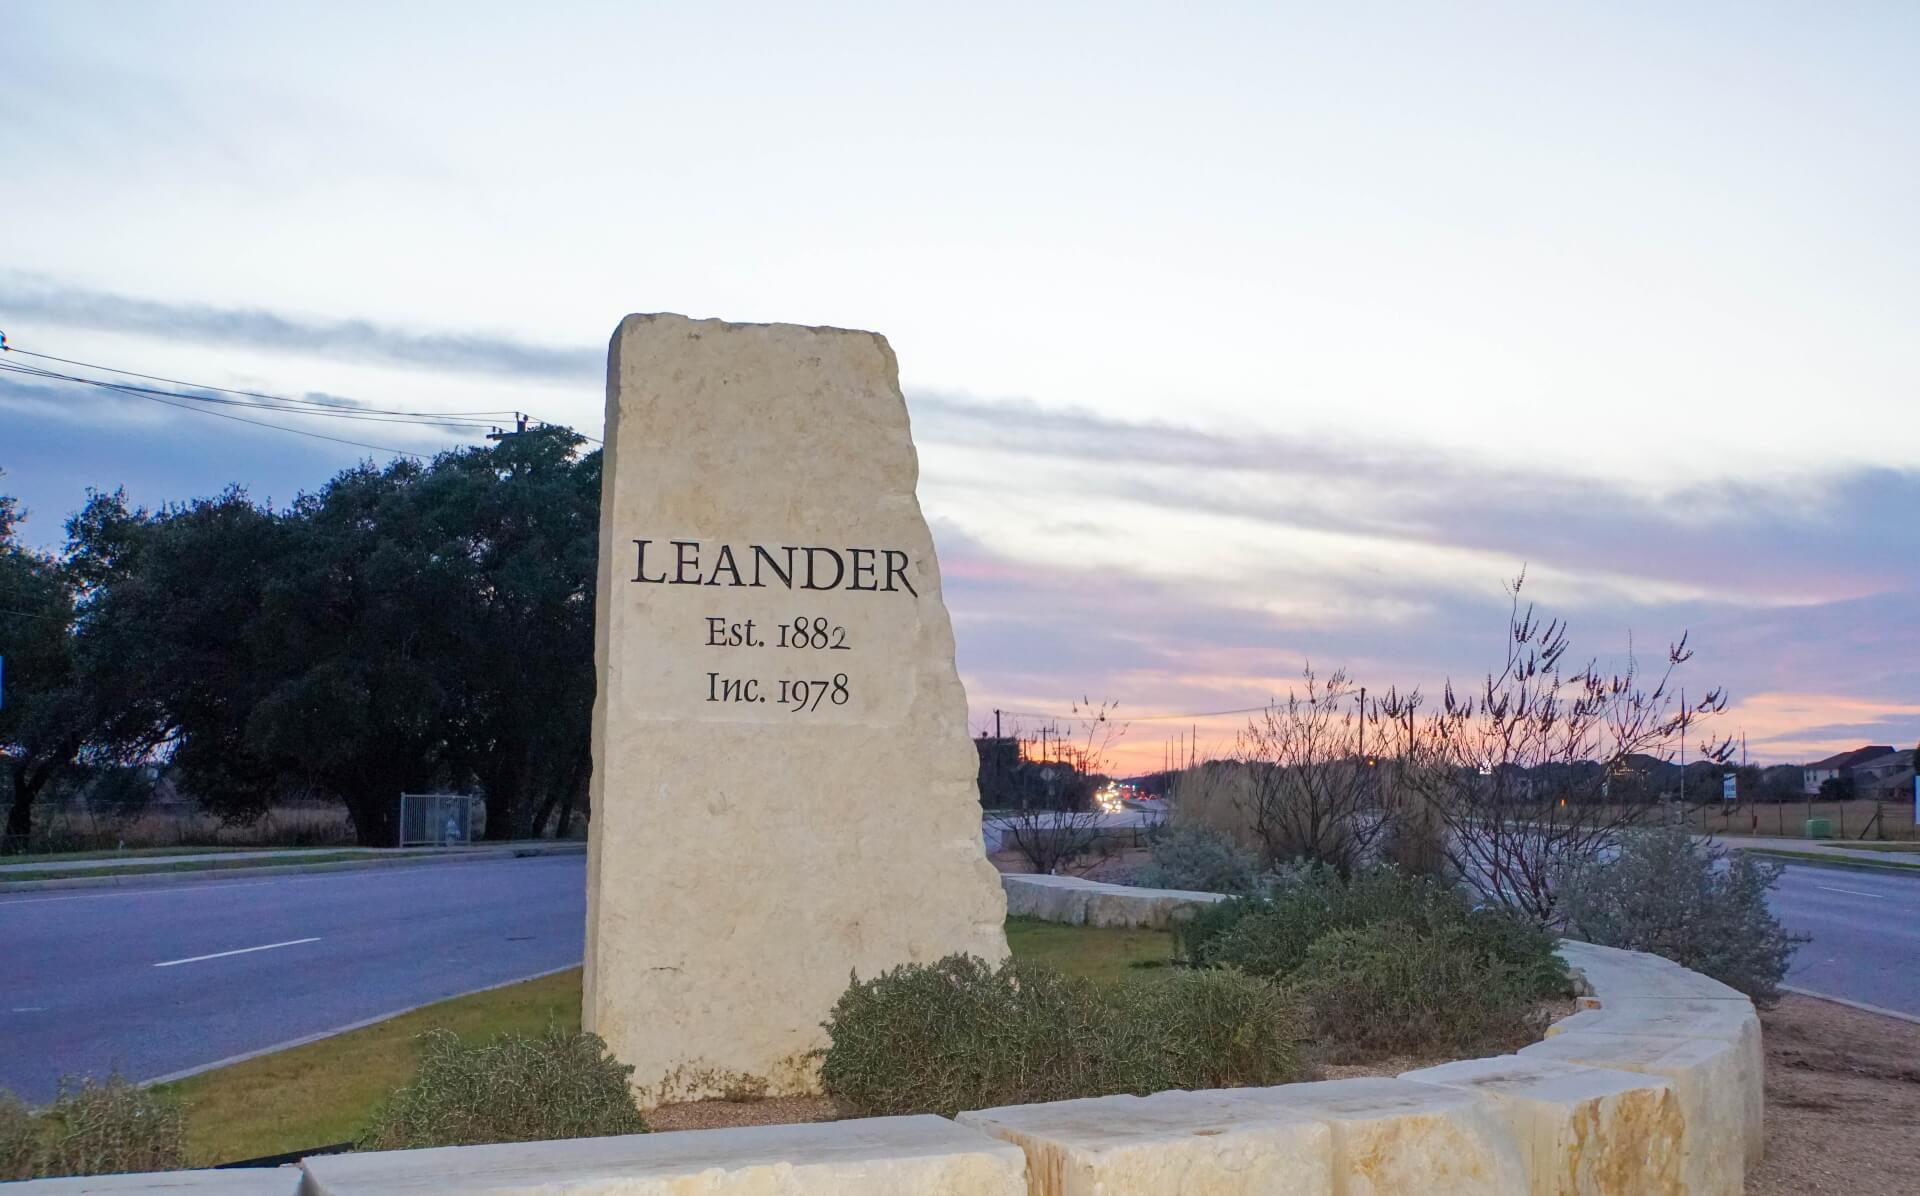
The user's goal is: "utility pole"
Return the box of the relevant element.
[1675,688,1687,822]
[1358,685,1366,763]
[485,412,530,442]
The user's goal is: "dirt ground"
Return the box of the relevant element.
[1749,994,1920,1195]
[646,1095,843,1133]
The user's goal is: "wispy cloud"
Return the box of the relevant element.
[914,391,1920,605]
[936,518,1918,769]
[1,275,601,381]
[5,283,1911,766]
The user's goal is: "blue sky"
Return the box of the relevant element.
[3,2,1915,767]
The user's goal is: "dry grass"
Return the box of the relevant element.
[1688,799,1916,842]
[1749,995,1920,1195]
[17,804,357,856]
[1165,764,1264,852]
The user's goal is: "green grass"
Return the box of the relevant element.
[154,920,1171,1165]
[0,846,258,865]
[0,851,457,883]
[1830,841,1920,853]
[1003,917,1176,983]
[157,969,584,1164]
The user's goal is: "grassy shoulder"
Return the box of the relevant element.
[159,921,1172,1165]
[159,969,583,1164]
[1,846,257,866]
[0,849,485,883]
[2,853,397,883]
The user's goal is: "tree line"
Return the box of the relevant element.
[0,427,599,849]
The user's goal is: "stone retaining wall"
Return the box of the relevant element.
[7,875,1761,1194]
[999,872,1225,929]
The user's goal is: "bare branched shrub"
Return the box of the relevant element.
[1382,573,1729,922]
[986,701,1129,875]
[1231,669,1389,874]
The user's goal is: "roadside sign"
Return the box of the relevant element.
[1722,772,1737,802]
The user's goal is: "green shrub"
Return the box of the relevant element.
[1558,826,1803,1006]
[35,1075,186,1178]
[1202,904,1330,979]
[1130,825,1263,895]
[1195,865,1532,979]
[1182,865,1569,1059]
[1457,906,1574,1001]
[1106,968,1310,1092]
[818,955,1110,1117]
[0,1091,35,1182]
[819,955,1309,1116]
[1171,893,1271,965]
[1328,865,1486,939]
[1293,923,1543,1056]
[357,1027,645,1151]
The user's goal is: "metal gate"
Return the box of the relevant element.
[397,793,481,847]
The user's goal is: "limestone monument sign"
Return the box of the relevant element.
[584,314,1010,1103]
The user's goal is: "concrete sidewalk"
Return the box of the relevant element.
[1713,833,1920,869]
[0,840,587,891]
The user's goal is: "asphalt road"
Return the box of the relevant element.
[1771,861,1920,1017]
[1,850,1912,1106]
[0,854,584,1103]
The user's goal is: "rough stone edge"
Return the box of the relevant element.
[15,897,1761,1194]
[999,871,1225,929]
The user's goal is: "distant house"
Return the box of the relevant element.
[1802,746,1897,796]
[1853,749,1916,801]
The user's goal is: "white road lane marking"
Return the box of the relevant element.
[1815,884,1880,898]
[153,937,321,968]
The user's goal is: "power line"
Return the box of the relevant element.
[0,336,603,448]
[4,346,521,418]
[993,703,1272,723]
[0,359,437,460]
[0,362,503,431]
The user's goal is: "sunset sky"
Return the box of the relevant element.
[3,2,1915,773]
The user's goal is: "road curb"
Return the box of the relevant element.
[0,843,586,893]
[1736,847,1920,875]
